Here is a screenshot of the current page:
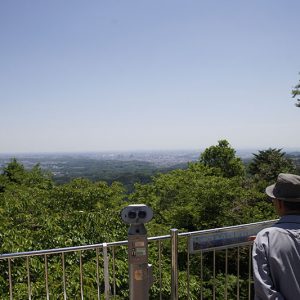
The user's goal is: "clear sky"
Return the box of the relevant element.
[0,0,299,153]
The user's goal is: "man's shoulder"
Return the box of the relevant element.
[255,216,300,243]
[256,225,287,240]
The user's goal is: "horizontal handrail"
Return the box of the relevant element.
[179,219,278,238]
[0,240,125,259]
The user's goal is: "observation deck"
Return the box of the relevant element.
[0,220,276,299]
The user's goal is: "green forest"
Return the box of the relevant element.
[0,140,299,299]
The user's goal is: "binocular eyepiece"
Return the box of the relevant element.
[121,204,153,225]
[128,210,147,219]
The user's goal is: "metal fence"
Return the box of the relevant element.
[0,220,276,299]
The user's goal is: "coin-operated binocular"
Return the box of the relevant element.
[121,204,153,300]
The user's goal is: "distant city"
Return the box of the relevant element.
[1,149,300,187]
[1,149,300,168]
[0,150,199,168]
[0,149,300,175]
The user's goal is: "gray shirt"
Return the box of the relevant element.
[253,215,300,300]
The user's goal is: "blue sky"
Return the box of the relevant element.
[0,1,299,153]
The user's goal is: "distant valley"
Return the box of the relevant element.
[1,149,300,191]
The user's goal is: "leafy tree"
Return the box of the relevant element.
[131,162,270,233]
[49,178,125,212]
[1,158,52,189]
[292,73,300,107]
[2,158,26,184]
[199,140,245,178]
[248,148,296,184]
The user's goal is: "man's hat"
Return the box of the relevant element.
[266,173,300,202]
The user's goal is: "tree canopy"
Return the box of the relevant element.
[292,73,300,107]
[199,140,245,178]
[248,148,296,184]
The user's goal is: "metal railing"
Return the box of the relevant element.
[0,220,276,299]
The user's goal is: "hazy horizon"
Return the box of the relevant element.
[1,146,300,156]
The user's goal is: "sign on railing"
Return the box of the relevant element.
[189,220,277,253]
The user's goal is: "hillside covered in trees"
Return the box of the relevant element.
[0,140,299,298]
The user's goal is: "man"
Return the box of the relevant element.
[253,173,300,300]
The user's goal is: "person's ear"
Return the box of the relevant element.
[275,199,285,215]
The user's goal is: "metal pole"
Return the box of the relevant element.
[61,253,67,300]
[237,247,240,299]
[103,243,110,300]
[171,229,178,300]
[158,241,163,300]
[225,249,228,300]
[213,249,216,300]
[187,237,190,300]
[8,258,13,300]
[44,255,49,300]
[200,251,203,300]
[26,257,32,300]
[248,245,252,300]
[79,251,83,300]
[95,248,100,300]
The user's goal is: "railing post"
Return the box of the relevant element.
[8,258,13,300]
[103,243,110,300]
[171,228,178,300]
